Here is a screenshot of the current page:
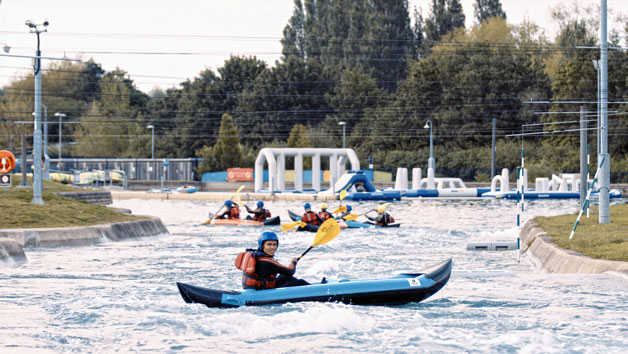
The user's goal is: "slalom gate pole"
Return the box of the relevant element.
[569,156,606,240]
[517,146,527,262]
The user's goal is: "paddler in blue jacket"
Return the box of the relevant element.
[237,232,309,289]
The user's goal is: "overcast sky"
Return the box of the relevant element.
[1,0,627,93]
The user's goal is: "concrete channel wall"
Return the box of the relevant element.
[0,217,169,266]
[55,191,113,205]
[520,220,628,276]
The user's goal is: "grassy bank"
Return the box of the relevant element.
[1,175,145,229]
[534,204,628,262]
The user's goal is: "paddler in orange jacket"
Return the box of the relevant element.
[301,202,322,226]
[237,232,309,289]
[215,200,240,219]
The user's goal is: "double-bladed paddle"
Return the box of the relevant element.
[332,190,348,214]
[342,202,392,221]
[280,220,307,231]
[297,218,341,261]
[200,185,245,225]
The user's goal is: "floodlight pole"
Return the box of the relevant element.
[27,20,48,205]
[599,0,610,224]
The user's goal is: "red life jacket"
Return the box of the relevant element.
[228,206,240,219]
[302,211,321,225]
[252,209,271,221]
[318,210,332,221]
[234,251,276,289]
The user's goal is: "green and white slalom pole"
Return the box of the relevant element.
[569,156,606,240]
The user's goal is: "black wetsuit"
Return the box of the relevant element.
[255,251,310,288]
[367,212,393,226]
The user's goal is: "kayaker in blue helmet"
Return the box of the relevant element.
[302,202,322,226]
[215,200,240,219]
[235,231,309,289]
[318,203,332,221]
[244,200,271,222]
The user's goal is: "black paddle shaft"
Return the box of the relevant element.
[297,246,314,260]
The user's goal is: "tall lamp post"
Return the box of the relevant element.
[424,120,435,171]
[147,125,155,159]
[54,112,65,169]
[338,121,346,149]
[26,19,49,205]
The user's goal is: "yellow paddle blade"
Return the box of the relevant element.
[200,219,212,225]
[332,205,347,214]
[343,213,359,221]
[312,218,341,247]
[339,190,347,201]
[281,221,306,232]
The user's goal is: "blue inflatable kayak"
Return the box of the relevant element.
[176,259,452,307]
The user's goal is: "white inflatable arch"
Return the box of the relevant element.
[254,148,360,192]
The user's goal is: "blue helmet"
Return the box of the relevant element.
[257,201,264,208]
[304,202,311,210]
[258,231,279,249]
[346,205,352,212]
[224,200,233,207]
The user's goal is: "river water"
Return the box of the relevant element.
[2,197,628,353]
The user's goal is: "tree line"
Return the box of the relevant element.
[2,0,628,182]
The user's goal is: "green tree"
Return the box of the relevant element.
[321,69,389,153]
[380,17,550,158]
[235,55,334,146]
[72,69,147,157]
[473,0,506,24]
[447,0,466,30]
[412,7,425,59]
[286,124,312,170]
[282,0,415,91]
[196,114,244,173]
[171,56,266,158]
[282,0,307,60]
[424,0,466,47]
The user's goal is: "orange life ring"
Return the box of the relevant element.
[0,150,16,174]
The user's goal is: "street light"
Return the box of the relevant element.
[26,19,49,205]
[54,112,66,169]
[424,120,435,171]
[147,125,154,159]
[338,121,346,149]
